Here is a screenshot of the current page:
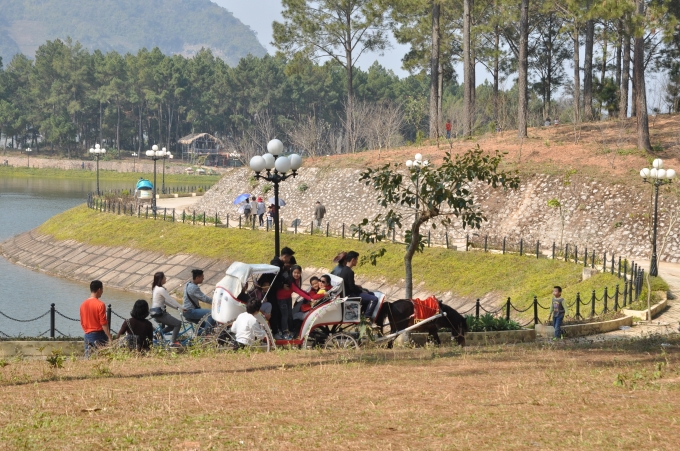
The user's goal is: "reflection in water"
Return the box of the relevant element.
[0,176,185,336]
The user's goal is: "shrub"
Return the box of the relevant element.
[262,184,272,194]
[465,313,522,332]
[298,182,309,193]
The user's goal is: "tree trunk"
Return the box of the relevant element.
[573,24,580,124]
[584,19,594,120]
[138,103,143,153]
[404,218,424,300]
[438,63,443,126]
[631,45,637,117]
[517,0,529,138]
[429,1,441,139]
[634,0,651,151]
[619,33,630,119]
[116,102,120,158]
[494,23,500,126]
[463,0,473,137]
[601,27,607,85]
[615,21,622,88]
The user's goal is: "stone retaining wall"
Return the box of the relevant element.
[535,315,634,338]
[194,167,680,262]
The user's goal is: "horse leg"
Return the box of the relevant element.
[426,323,441,345]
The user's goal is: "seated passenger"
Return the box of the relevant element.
[319,275,333,295]
[252,277,274,321]
[230,299,266,349]
[117,300,154,352]
[308,276,321,296]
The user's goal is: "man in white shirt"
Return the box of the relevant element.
[230,299,266,348]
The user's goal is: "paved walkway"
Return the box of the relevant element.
[579,260,680,341]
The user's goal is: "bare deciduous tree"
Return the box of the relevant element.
[365,101,404,159]
[288,116,330,157]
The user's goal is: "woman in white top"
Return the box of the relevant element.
[151,272,184,345]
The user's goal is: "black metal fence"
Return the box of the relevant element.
[0,303,129,339]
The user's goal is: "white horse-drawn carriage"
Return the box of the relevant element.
[208,261,449,350]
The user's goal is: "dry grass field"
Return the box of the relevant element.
[1,336,679,450]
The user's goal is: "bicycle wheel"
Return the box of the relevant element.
[190,313,216,342]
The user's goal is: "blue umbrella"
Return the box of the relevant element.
[233,193,251,205]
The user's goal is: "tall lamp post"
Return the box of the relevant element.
[249,139,302,257]
[405,153,429,240]
[89,144,106,195]
[640,158,676,276]
[25,148,32,168]
[145,145,166,212]
[131,152,138,172]
[161,147,173,194]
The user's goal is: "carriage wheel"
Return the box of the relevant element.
[190,313,217,342]
[324,333,359,350]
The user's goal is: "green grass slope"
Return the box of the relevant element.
[0,0,266,65]
[38,206,627,313]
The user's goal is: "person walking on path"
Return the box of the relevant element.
[80,280,112,357]
[445,120,452,139]
[151,271,185,346]
[547,286,567,339]
[250,197,258,225]
[314,201,326,228]
[183,269,215,334]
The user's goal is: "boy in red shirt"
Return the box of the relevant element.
[80,280,112,357]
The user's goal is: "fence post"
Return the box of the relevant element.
[392,227,395,243]
[484,235,488,252]
[465,234,469,251]
[251,217,255,230]
[506,298,511,321]
[574,246,578,264]
[107,304,112,329]
[590,290,596,317]
[614,285,619,311]
[536,240,540,259]
[226,214,229,228]
[118,202,121,215]
[429,230,431,248]
[611,255,615,274]
[328,222,330,237]
[583,247,587,267]
[603,287,608,313]
[502,237,506,254]
[564,244,568,262]
[623,280,628,307]
[310,222,313,235]
[617,256,621,278]
[519,239,523,256]
[50,303,55,339]
[295,221,298,234]
[575,293,581,319]
[281,219,283,233]
[123,203,126,215]
[146,206,149,219]
[623,260,627,279]
[193,210,196,225]
[215,212,218,226]
[173,208,175,222]
[533,296,538,325]
[591,251,595,269]
[445,232,449,249]
[138,205,141,217]
[603,251,607,272]
[475,299,480,319]
[552,242,555,259]
[238,215,241,228]
[164,208,167,221]
[153,207,157,220]
[342,223,345,239]
[203,212,206,226]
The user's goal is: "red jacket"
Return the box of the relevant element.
[276,279,321,301]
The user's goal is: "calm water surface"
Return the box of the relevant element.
[0,177,180,337]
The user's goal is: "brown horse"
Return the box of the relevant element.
[376,299,467,346]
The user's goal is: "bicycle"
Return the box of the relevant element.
[152,311,214,348]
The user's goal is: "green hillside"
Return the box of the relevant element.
[0,0,266,65]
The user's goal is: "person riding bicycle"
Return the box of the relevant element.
[183,269,216,335]
[150,271,185,347]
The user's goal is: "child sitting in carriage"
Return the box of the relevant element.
[230,299,267,349]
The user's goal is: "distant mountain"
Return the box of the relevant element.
[0,0,267,66]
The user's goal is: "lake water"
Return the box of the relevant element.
[0,177,173,337]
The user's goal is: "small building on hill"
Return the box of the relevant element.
[178,133,241,167]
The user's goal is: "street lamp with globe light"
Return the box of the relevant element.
[405,153,429,225]
[89,144,106,195]
[25,148,32,168]
[249,139,302,257]
[145,145,166,212]
[131,152,138,172]
[161,147,173,194]
[640,158,676,276]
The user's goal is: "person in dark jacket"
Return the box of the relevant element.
[268,247,296,336]
[338,251,379,321]
[118,300,155,351]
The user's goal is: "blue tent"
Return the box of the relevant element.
[136,179,153,190]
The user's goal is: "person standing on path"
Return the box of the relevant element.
[80,280,112,357]
[547,286,567,339]
[314,201,326,228]
[257,197,266,227]
[250,197,258,225]
[445,120,452,139]
[183,269,215,334]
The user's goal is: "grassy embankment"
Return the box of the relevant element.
[39,205,630,317]
[0,166,220,185]
[0,337,679,450]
